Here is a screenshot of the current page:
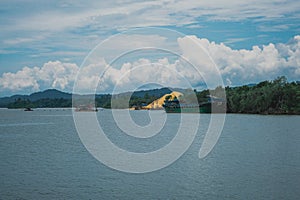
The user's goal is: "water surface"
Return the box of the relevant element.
[0,109,299,199]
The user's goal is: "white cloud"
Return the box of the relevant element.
[224,37,250,45]
[37,61,79,89]
[0,61,79,93]
[4,35,45,45]
[97,57,196,93]
[1,0,299,71]
[2,0,299,33]
[75,58,108,93]
[177,35,300,85]
[87,34,300,92]
[1,35,300,95]
[0,67,40,91]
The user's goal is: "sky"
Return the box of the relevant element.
[0,0,300,96]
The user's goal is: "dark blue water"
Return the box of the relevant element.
[0,109,300,199]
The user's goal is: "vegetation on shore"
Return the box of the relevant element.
[3,76,300,114]
[225,76,300,114]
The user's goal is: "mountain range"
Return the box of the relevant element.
[0,88,180,107]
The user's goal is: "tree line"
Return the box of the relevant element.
[6,76,300,114]
[224,76,300,114]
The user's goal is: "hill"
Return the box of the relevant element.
[0,88,175,108]
[1,76,300,114]
[0,89,72,107]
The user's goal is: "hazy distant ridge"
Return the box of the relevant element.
[0,88,175,107]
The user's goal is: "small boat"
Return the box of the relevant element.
[24,107,33,111]
[75,104,98,112]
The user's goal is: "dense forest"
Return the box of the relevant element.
[7,98,72,109]
[5,92,162,109]
[4,76,300,114]
[225,76,300,114]
[196,76,300,114]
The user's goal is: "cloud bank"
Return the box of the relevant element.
[179,35,300,85]
[1,35,300,95]
[0,61,78,94]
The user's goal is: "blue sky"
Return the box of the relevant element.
[0,0,300,96]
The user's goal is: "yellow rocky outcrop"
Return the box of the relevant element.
[143,91,183,110]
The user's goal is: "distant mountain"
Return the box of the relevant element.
[29,89,72,101]
[0,88,176,107]
[2,76,298,114]
[0,89,72,107]
[115,87,197,98]
[119,87,173,98]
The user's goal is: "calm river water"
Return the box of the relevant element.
[0,109,299,199]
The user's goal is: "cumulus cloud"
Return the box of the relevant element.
[73,57,200,94]
[95,34,300,90]
[178,35,300,85]
[1,35,300,95]
[0,67,40,92]
[0,61,79,94]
